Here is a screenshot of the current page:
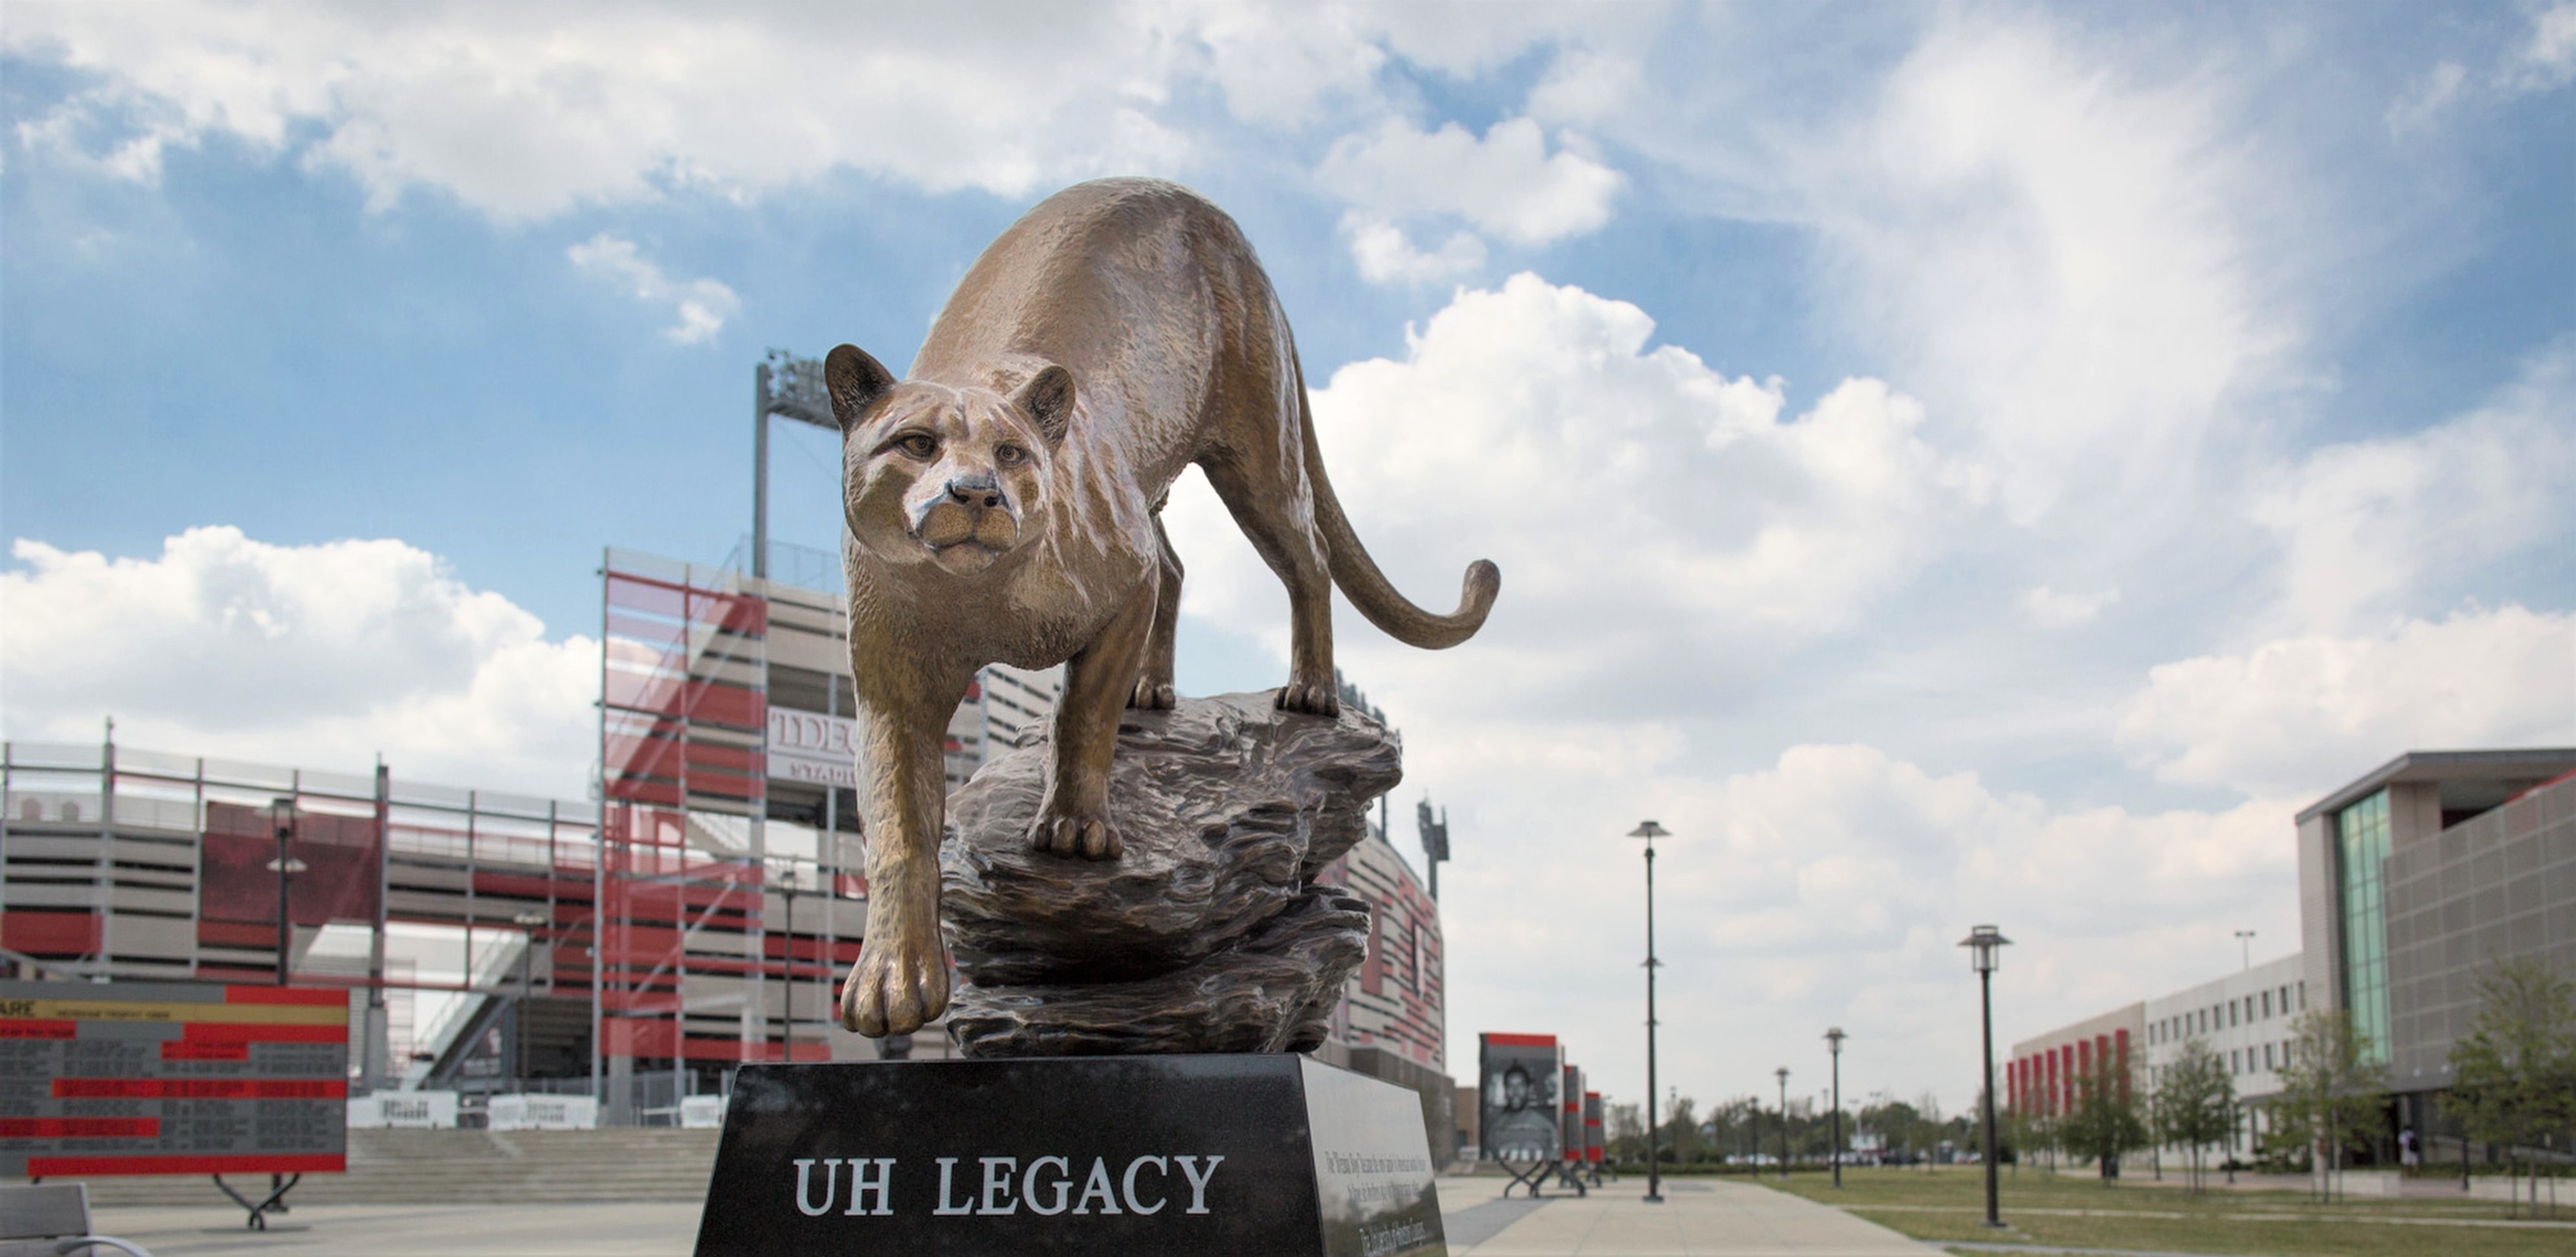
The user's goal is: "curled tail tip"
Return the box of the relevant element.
[1432,558,1500,648]
[1467,558,1500,599]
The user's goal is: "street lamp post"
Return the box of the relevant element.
[512,909,548,1085]
[2234,929,2255,972]
[778,867,801,1063]
[1825,1028,1847,1188]
[264,799,309,986]
[1775,1067,1791,1179]
[1959,924,2012,1229]
[1628,821,1669,1205]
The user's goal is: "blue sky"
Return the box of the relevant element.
[5,1,2571,1114]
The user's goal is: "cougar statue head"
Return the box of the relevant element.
[826,343,1074,577]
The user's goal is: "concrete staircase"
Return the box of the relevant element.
[71,1128,722,1207]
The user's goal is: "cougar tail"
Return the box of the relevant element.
[1296,364,1500,650]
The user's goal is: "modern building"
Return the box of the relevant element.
[2008,746,2575,1164]
[2294,748,2576,1152]
[2138,953,2307,1153]
[2007,1004,2138,1124]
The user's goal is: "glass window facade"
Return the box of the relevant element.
[2335,790,2392,1066]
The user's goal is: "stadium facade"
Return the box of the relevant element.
[1,546,1452,1129]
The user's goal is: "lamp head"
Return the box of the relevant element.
[1957,924,2011,973]
[1627,821,1669,841]
[1825,1027,1846,1053]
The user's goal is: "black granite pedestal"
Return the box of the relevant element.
[691,1054,1445,1256]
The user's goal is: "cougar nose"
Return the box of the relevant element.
[947,473,1003,510]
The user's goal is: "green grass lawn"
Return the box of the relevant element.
[1759,1166,2576,1257]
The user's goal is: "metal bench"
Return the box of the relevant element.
[0,1184,153,1257]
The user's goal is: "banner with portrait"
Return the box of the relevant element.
[1476,1032,1560,1162]
[1560,1065,1585,1162]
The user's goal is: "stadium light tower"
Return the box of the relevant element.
[751,351,836,581]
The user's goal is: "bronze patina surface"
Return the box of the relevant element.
[827,177,1498,1039]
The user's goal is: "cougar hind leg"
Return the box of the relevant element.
[1199,451,1338,717]
[1129,513,1181,710]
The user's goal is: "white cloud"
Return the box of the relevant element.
[567,233,740,345]
[2117,605,2576,801]
[2254,341,2575,634]
[1317,116,1622,248]
[2017,585,2122,630]
[1425,733,2300,1120]
[2504,2,2576,92]
[1,3,1205,219]
[1339,213,1485,285]
[2386,61,2469,136]
[1526,49,1641,127]
[0,528,597,797]
[1774,19,2284,534]
[1173,2,1387,127]
[0,2,1621,221]
[1164,274,1986,718]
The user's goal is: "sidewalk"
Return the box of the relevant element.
[88,1177,1941,1256]
[84,1201,704,1256]
[1443,1175,1943,1256]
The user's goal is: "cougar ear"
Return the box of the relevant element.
[1014,364,1076,444]
[824,344,896,430]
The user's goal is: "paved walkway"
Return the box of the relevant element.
[85,1201,705,1256]
[1442,1175,1942,1256]
[89,1179,1940,1256]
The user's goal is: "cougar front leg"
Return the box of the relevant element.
[1129,515,1181,710]
[839,686,961,1038]
[1034,570,1159,860]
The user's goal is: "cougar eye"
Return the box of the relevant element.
[994,443,1027,467]
[893,433,937,460]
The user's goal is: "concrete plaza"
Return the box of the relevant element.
[87,1175,1937,1256]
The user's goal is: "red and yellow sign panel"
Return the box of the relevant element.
[0,981,348,1178]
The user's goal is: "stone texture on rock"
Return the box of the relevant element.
[940,691,1399,1057]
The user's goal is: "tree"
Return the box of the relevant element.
[1705,1096,1758,1166]
[1607,1101,1647,1163]
[2447,957,2576,1218]
[1660,1091,1702,1163]
[2059,1049,2151,1180]
[2272,1009,2391,1202]
[2151,1038,2237,1192]
[2003,1106,2045,1176]
[1860,1100,1913,1164]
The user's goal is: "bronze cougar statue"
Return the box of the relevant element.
[828,177,1499,1038]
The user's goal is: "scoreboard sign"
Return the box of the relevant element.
[0,981,348,1179]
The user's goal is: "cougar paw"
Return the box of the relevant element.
[1276,679,1340,716]
[1029,803,1122,861]
[1127,678,1177,709]
[839,934,949,1038]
